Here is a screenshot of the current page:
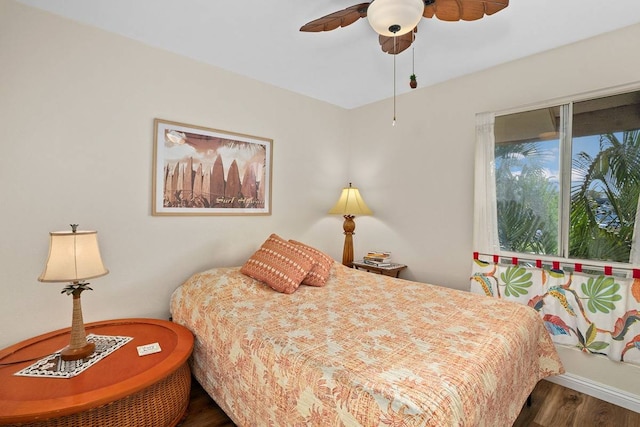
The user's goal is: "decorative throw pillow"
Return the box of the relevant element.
[289,240,334,287]
[241,234,314,294]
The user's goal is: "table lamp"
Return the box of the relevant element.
[328,183,373,266]
[38,224,109,361]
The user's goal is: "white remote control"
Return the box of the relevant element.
[137,342,162,356]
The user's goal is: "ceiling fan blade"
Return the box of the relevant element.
[483,0,509,15]
[423,0,508,22]
[300,3,370,32]
[379,28,416,55]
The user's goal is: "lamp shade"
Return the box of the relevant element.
[367,0,424,37]
[328,184,373,216]
[39,230,109,282]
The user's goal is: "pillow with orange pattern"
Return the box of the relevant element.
[240,234,314,294]
[289,240,334,287]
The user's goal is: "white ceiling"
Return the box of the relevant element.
[15,0,640,109]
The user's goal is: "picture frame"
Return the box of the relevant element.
[152,119,273,216]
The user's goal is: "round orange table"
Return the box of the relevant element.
[0,318,194,427]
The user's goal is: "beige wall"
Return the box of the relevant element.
[2,0,639,402]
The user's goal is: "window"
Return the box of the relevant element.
[477,88,640,264]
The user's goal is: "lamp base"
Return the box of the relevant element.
[341,215,356,267]
[61,287,95,361]
[61,341,95,361]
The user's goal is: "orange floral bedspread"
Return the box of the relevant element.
[170,263,564,426]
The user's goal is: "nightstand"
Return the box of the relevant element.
[351,260,407,278]
[0,318,194,427]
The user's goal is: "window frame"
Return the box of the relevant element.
[479,82,640,269]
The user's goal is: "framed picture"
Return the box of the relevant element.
[152,119,273,216]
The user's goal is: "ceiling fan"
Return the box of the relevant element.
[300,0,509,55]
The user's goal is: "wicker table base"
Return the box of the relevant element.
[12,364,191,427]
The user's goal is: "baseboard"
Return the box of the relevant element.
[545,373,640,413]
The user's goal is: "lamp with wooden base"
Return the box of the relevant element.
[38,224,109,361]
[328,183,373,266]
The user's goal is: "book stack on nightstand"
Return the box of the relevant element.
[352,251,407,278]
[362,251,392,267]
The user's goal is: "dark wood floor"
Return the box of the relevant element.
[513,380,640,427]
[179,377,640,426]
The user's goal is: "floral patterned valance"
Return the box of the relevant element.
[471,256,640,366]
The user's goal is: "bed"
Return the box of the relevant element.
[170,245,563,426]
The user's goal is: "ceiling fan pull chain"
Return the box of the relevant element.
[393,36,397,126]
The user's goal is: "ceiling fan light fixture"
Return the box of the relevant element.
[367,0,424,37]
